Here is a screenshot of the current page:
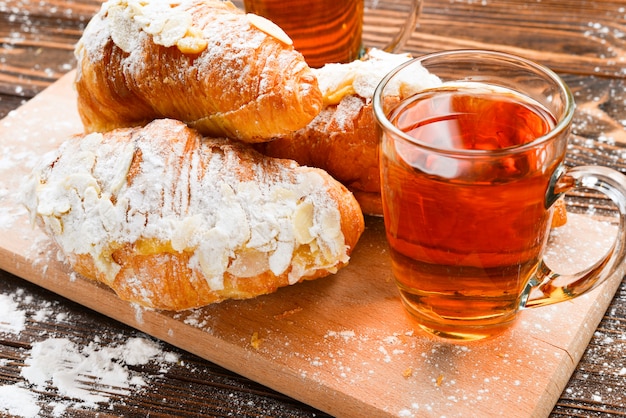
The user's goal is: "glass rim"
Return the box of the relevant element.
[372,49,576,157]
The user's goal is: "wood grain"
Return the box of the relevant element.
[1,0,625,416]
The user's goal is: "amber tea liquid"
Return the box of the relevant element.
[381,84,560,340]
[243,0,364,68]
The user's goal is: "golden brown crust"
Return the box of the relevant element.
[74,0,322,143]
[351,190,383,217]
[70,246,316,310]
[258,96,380,195]
[25,119,364,311]
[257,96,402,216]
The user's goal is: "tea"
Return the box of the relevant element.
[243,0,363,68]
[375,50,626,342]
[380,84,559,339]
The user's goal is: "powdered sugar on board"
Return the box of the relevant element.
[0,293,26,334]
[0,290,179,418]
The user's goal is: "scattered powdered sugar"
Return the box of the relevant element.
[0,385,41,418]
[0,119,48,232]
[325,329,357,342]
[20,336,172,405]
[0,336,178,417]
[0,290,179,418]
[544,212,618,275]
[0,107,79,238]
[0,293,26,334]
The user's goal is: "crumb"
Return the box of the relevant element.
[273,307,303,320]
[251,332,263,350]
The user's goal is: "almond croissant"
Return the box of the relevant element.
[74,0,323,143]
[23,119,364,311]
[256,49,437,215]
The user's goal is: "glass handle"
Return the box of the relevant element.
[525,166,626,308]
[366,0,422,53]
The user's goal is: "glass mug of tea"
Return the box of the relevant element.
[242,0,421,68]
[373,49,626,341]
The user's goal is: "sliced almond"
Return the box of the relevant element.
[177,35,208,54]
[246,13,292,46]
[293,201,315,244]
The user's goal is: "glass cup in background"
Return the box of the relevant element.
[372,49,626,341]
[243,0,421,68]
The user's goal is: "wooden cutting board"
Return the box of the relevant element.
[1,71,623,418]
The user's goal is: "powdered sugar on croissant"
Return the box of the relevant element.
[23,119,364,310]
[74,0,322,143]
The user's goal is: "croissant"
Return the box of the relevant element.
[23,119,364,311]
[258,95,384,215]
[256,49,438,215]
[74,0,323,143]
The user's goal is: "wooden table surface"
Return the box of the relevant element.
[1,0,625,417]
